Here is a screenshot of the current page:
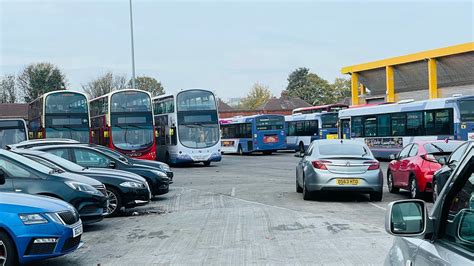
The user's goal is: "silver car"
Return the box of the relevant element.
[295,139,383,201]
[384,142,474,265]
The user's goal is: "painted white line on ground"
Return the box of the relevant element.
[369,202,387,211]
[231,187,236,197]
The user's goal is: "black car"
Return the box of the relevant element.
[92,145,174,183]
[432,141,471,202]
[31,144,170,196]
[0,149,107,224]
[13,149,152,217]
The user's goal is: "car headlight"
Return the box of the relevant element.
[151,170,168,178]
[19,213,48,225]
[160,164,171,172]
[65,181,100,195]
[120,181,146,189]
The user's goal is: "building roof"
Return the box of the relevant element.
[218,99,234,111]
[257,91,311,111]
[0,103,28,119]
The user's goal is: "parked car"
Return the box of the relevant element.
[0,149,107,224]
[387,140,464,199]
[13,149,151,217]
[6,138,80,150]
[92,145,174,183]
[295,139,383,201]
[432,141,471,202]
[31,144,170,197]
[384,141,474,265]
[0,191,83,265]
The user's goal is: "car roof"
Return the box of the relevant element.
[311,139,367,145]
[412,140,465,145]
[7,138,80,150]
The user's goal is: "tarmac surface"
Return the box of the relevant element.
[41,152,415,265]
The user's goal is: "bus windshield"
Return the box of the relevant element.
[111,91,151,112]
[256,116,284,131]
[45,128,89,143]
[177,90,217,111]
[321,113,338,128]
[0,120,27,148]
[45,92,88,113]
[459,100,474,122]
[111,115,154,151]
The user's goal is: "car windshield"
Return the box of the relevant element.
[424,142,464,154]
[318,143,369,156]
[95,146,129,162]
[2,151,54,174]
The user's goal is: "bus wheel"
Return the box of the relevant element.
[299,142,305,153]
[238,145,243,155]
[263,151,272,155]
[203,161,211,166]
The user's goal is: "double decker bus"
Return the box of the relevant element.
[220,114,286,155]
[338,95,474,159]
[0,119,28,148]
[28,91,90,142]
[89,89,156,160]
[153,89,221,166]
[292,103,348,115]
[285,112,339,153]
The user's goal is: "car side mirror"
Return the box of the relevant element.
[108,161,116,168]
[437,157,447,165]
[0,169,5,185]
[389,154,396,160]
[385,200,427,236]
[458,209,474,244]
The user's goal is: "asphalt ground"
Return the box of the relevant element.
[40,152,420,265]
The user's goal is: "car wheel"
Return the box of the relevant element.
[0,231,17,266]
[238,145,243,156]
[432,179,439,203]
[409,176,421,199]
[203,161,211,167]
[302,176,312,200]
[370,191,383,202]
[296,177,303,193]
[387,171,399,193]
[105,187,122,217]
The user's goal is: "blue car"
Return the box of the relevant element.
[0,189,83,265]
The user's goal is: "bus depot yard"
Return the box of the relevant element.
[36,153,406,265]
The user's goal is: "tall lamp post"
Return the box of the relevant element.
[129,0,136,89]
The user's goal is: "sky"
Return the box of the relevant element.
[1,0,473,100]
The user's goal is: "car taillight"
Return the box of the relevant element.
[312,160,331,170]
[421,154,437,163]
[364,161,380,170]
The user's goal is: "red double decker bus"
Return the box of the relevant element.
[89,89,156,160]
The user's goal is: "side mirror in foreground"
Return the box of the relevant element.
[385,199,427,236]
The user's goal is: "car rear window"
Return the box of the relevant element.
[424,142,463,154]
[318,143,369,156]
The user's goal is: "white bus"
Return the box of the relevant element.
[338,95,474,159]
[285,112,339,153]
[152,89,222,166]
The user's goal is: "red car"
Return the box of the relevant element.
[387,140,464,199]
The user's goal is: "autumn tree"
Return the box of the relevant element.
[241,83,272,109]
[0,75,18,103]
[17,63,67,102]
[128,76,165,96]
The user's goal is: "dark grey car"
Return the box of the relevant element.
[384,142,474,265]
[296,139,383,201]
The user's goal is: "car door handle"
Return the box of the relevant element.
[15,189,22,192]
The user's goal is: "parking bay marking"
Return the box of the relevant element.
[369,202,386,211]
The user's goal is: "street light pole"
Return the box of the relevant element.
[129,0,136,89]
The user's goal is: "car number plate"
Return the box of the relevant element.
[336,179,359,185]
[73,223,83,238]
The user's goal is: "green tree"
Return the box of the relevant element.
[241,83,272,109]
[331,77,351,103]
[0,75,18,103]
[17,63,67,103]
[128,76,165,96]
[82,72,127,99]
[286,67,333,105]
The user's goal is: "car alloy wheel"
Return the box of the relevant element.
[0,240,7,265]
[410,177,419,199]
[387,172,399,193]
[106,189,119,215]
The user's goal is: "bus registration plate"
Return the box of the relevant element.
[222,141,234,147]
[263,135,278,143]
[336,179,359,185]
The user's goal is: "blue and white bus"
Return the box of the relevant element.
[285,112,339,153]
[338,95,474,159]
[220,114,286,155]
[153,89,222,166]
